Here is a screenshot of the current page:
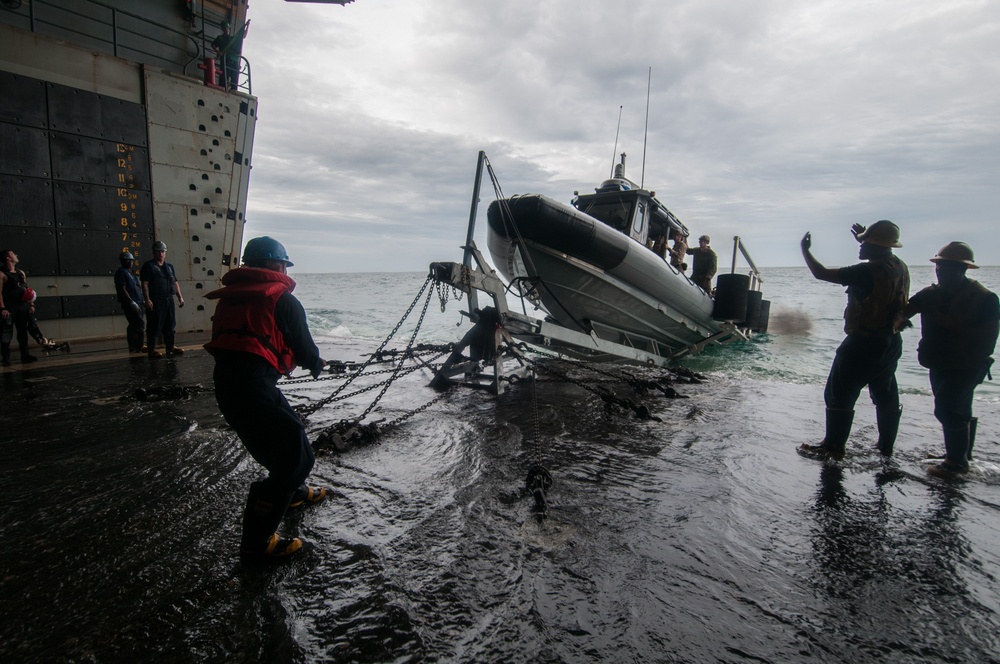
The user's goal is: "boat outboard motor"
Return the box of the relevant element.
[743,290,764,329]
[754,300,770,332]
[712,273,750,322]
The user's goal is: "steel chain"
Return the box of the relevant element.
[513,342,698,396]
[281,349,449,386]
[297,275,433,417]
[512,347,661,421]
[354,286,436,423]
[530,368,542,465]
[291,363,430,417]
[382,392,450,428]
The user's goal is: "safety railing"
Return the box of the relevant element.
[729,236,763,291]
[4,0,257,96]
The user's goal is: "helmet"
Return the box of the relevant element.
[22,287,36,304]
[152,241,167,252]
[856,220,902,248]
[930,241,978,269]
[243,236,293,267]
[221,19,230,29]
[698,235,711,243]
[120,251,135,261]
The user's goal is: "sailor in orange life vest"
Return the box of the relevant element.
[798,220,910,460]
[204,237,329,561]
[893,242,999,479]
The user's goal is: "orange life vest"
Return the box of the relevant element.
[204,268,297,374]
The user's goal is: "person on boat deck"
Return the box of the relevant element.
[1,249,38,366]
[115,251,146,354]
[798,220,910,460]
[141,240,184,358]
[651,234,668,259]
[670,231,689,272]
[893,242,998,479]
[686,235,717,292]
[204,236,329,562]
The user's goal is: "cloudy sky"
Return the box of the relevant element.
[240,0,999,273]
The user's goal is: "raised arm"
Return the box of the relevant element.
[801,232,841,283]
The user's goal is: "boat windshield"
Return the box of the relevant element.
[578,198,635,234]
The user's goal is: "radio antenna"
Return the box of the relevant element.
[640,67,651,188]
[610,105,623,178]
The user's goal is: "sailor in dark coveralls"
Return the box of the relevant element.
[893,242,999,478]
[204,237,329,561]
[114,251,145,353]
[1,249,38,366]
[798,220,910,459]
[140,240,185,358]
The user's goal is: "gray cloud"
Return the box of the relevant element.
[241,0,1000,272]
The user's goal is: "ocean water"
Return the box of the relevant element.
[295,265,1000,401]
[275,266,1000,661]
[3,266,1000,662]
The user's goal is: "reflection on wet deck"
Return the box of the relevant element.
[3,337,1000,661]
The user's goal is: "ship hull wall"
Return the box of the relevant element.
[0,23,254,342]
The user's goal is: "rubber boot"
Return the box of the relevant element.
[875,406,902,456]
[798,409,854,460]
[967,417,978,461]
[240,481,301,560]
[927,424,970,479]
[289,484,329,509]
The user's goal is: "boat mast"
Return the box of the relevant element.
[640,67,651,189]
[610,105,623,179]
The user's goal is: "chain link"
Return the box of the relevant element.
[354,286,436,423]
[435,279,465,313]
[383,392,450,428]
[512,346,665,421]
[530,368,542,465]
[297,275,433,417]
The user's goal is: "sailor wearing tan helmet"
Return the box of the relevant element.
[685,234,717,293]
[798,220,911,460]
[893,242,999,478]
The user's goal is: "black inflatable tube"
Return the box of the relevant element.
[487,195,630,271]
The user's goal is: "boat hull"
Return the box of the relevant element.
[487,195,722,354]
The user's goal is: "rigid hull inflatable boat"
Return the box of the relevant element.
[485,156,767,358]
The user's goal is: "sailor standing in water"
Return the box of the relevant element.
[205,237,329,561]
[798,220,910,460]
[893,242,999,478]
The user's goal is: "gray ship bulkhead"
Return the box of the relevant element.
[0,1,254,342]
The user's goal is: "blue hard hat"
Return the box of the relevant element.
[243,236,293,267]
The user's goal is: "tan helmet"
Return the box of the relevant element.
[856,219,902,248]
[698,235,711,243]
[930,241,978,269]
